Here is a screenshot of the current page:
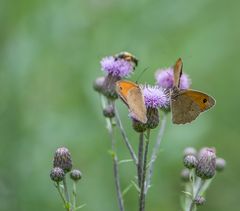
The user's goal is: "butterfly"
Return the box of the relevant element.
[116,80,147,123]
[171,58,216,124]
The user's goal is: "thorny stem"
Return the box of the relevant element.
[139,129,151,211]
[138,133,144,188]
[63,177,70,211]
[108,117,125,211]
[114,105,138,166]
[145,114,167,194]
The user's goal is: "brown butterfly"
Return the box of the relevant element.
[116,80,147,123]
[171,58,216,124]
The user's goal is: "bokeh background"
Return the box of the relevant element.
[1,0,239,210]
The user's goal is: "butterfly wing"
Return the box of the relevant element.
[171,89,215,124]
[173,58,183,88]
[116,80,147,123]
[116,80,138,105]
[127,87,147,123]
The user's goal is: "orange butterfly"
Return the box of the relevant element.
[116,80,147,123]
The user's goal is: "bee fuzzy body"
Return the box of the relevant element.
[114,52,138,68]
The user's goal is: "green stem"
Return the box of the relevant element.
[109,117,125,211]
[63,177,70,211]
[139,129,151,211]
[138,133,144,188]
[188,178,204,211]
[55,182,67,206]
[72,181,77,210]
[145,114,166,194]
[114,106,138,166]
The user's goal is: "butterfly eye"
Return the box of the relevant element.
[120,86,123,90]
[203,98,207,103]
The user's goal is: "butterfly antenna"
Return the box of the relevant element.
[135,67,149,83]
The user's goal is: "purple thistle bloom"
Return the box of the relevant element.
[100,56,134,78]
[142,85,169,108]
[155,67,191,89]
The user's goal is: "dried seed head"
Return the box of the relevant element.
[194,196,206,206]
[50,167,65,182]
[196,148,216,179]
[70,169,82,181]
[103,105,115,118]
[180,168,190,182]
[53,147,72,173]
[216,157,226,172]
[93,76,105,93]
[183,155,198,169]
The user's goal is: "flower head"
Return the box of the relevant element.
[216,157,226,172]
[183,155,198,169]
[155,67,191,89]
[70,169,82,181]
[100,56,134,78]
[142,85,169,108]
[183,147,197,157]
[196,147,216,179]
[50,167,65,182]
[53,147,72,173]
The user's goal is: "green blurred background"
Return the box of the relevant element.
[1,0,239,210]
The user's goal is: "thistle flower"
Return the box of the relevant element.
[53,147,72,173]
[196,148,216,179]
[100,56,134,78]
[216,157,226,172]
[100,56,133,99]
[50,167,65,182]
[142,85,169,109]
[132,85,169,131]
[70,169,82,181]
[155,67,191,89]
[144,85,169,129]
[183,155,198,169]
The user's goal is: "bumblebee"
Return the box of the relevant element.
[114,52,138,68]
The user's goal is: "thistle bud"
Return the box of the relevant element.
[183,147,197,157]
[93,76,105,93]
[132,119,147,133]
[103,105,115,118]
[194,196,206,206]
[102,74,120,99]
[145,108,159,129]
[216,157,226,172]
[196,148,216,179]
[180,168,190,182]
[53,147,72,173]
[70,169,82,181]
[183,155,198,169]
[50,167,65,182]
